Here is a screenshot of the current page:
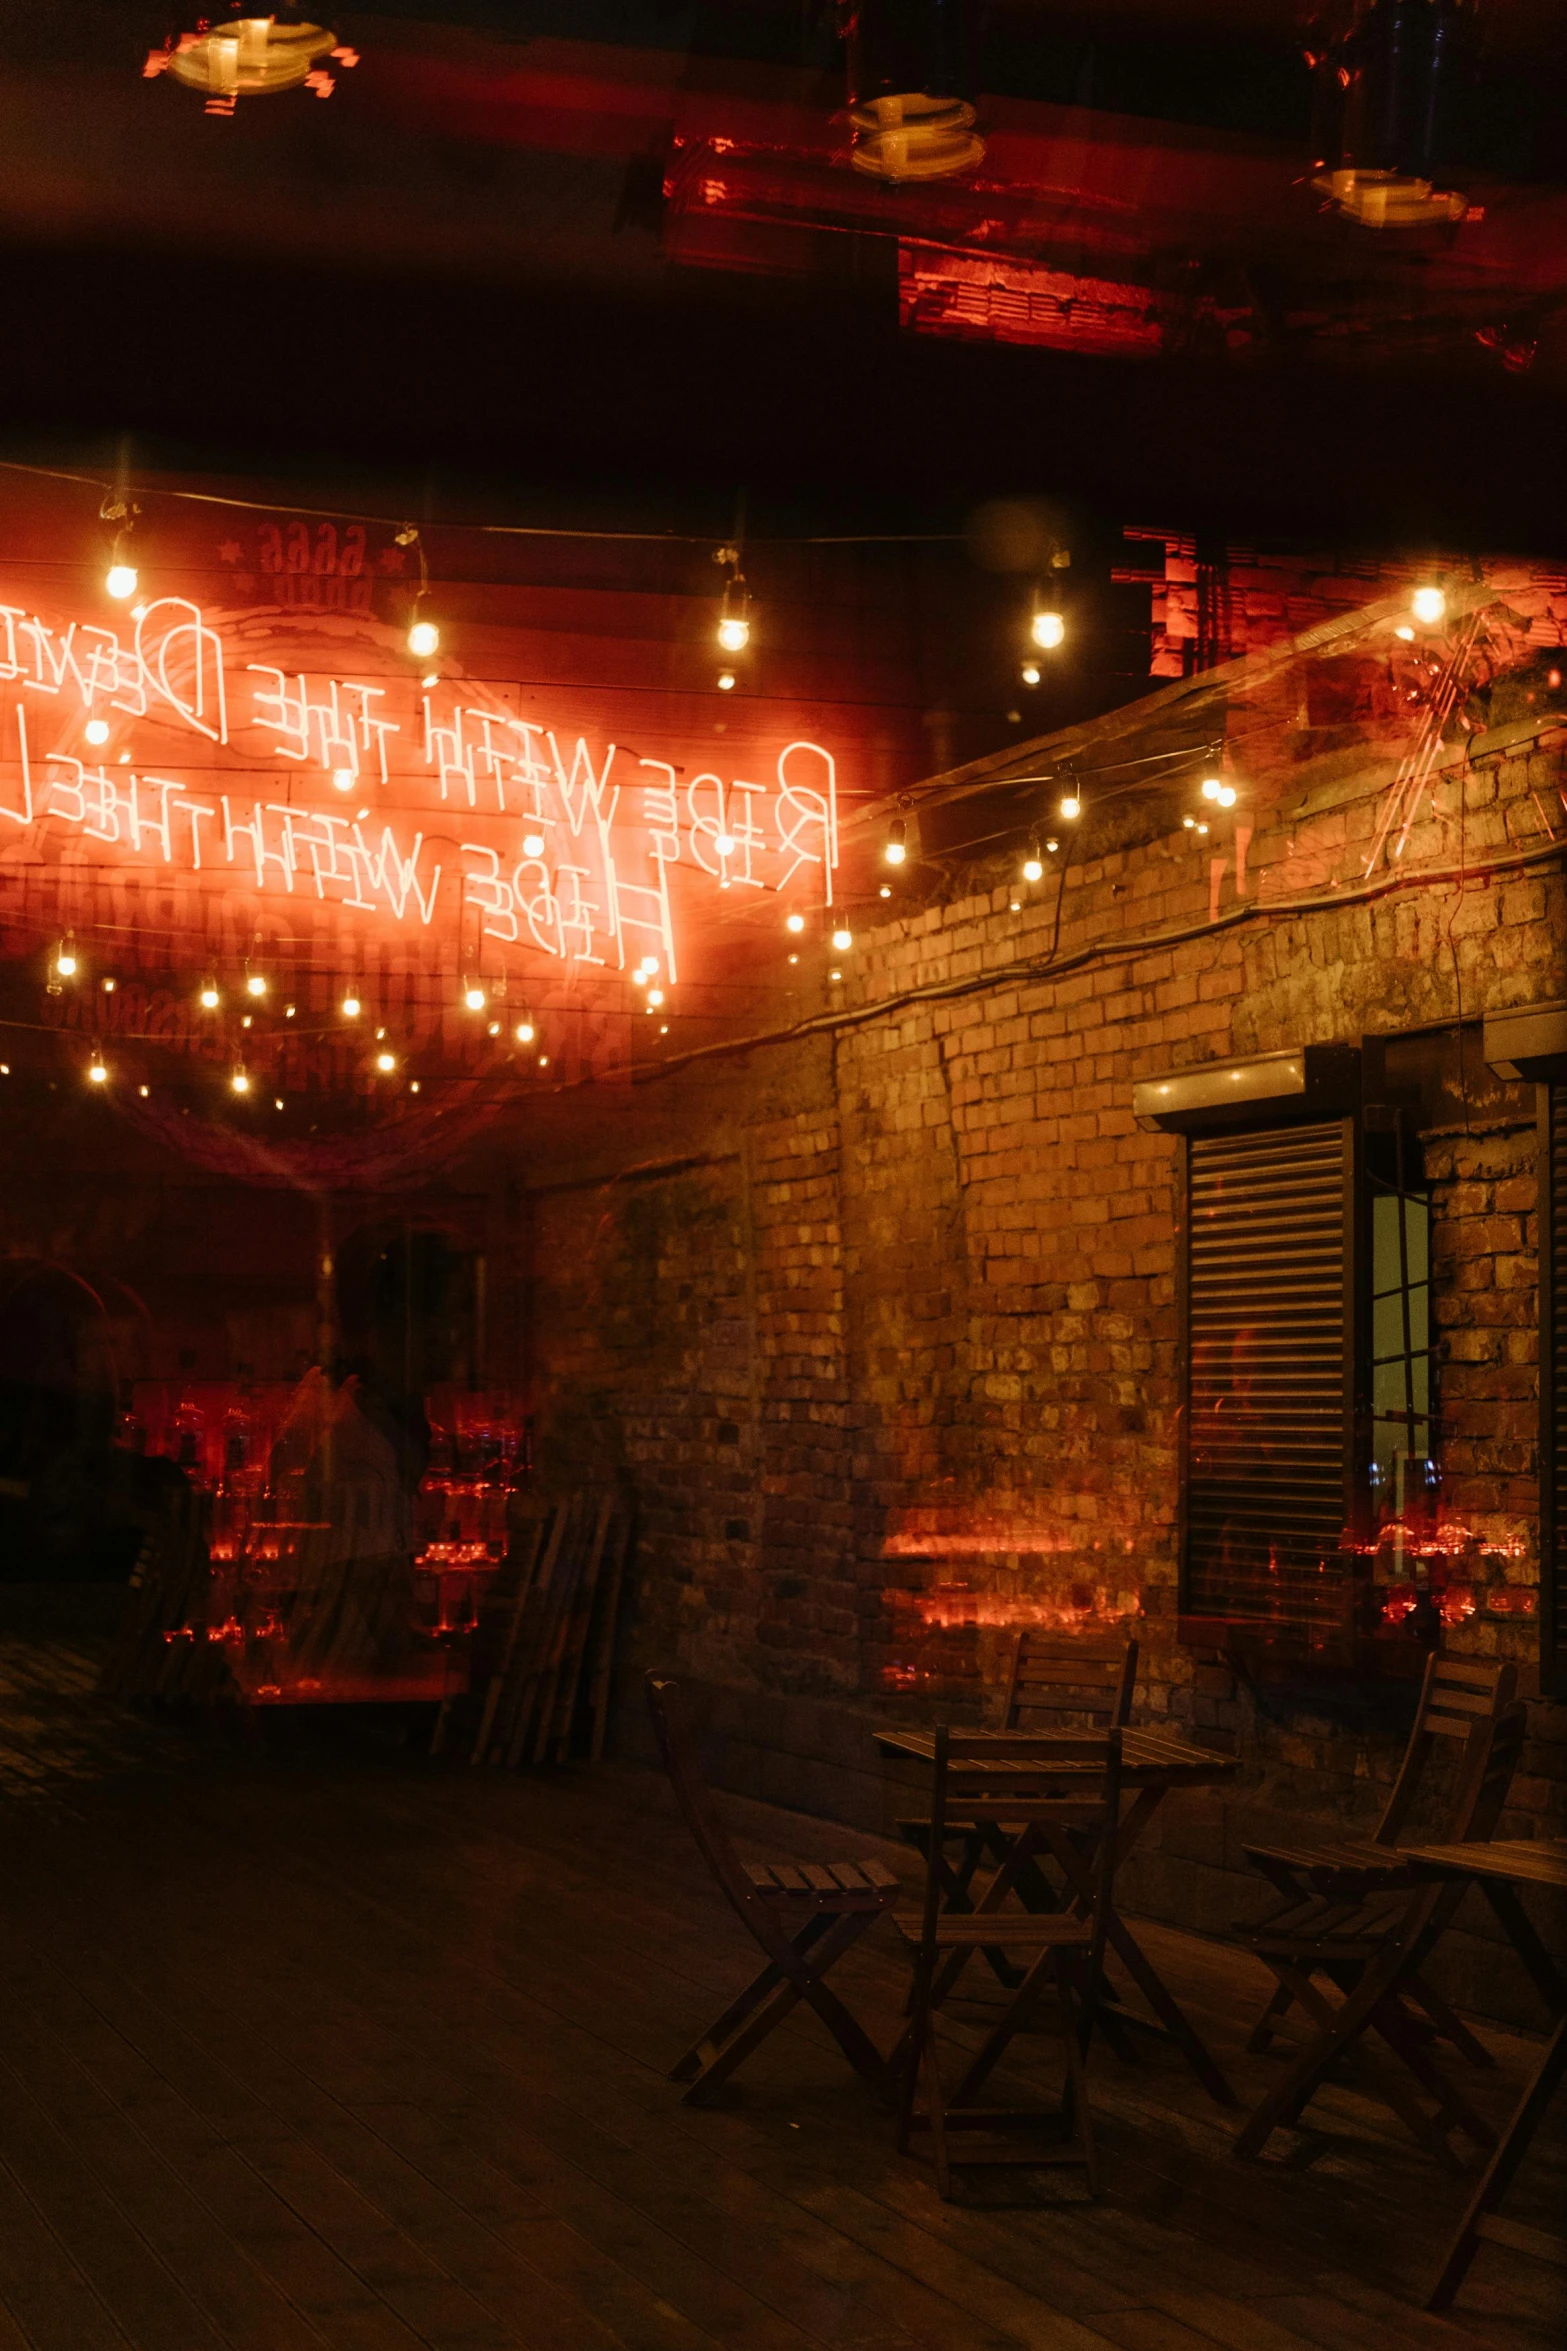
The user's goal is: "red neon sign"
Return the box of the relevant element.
[0,580,840,1022]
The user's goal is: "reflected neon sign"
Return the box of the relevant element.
[0,589,840,989]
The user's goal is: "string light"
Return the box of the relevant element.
[410,1079,421,1093]
[84,718,110,747]
[879,884,892,899]
[230,1067,251,1095]
[105,561,137,600]
[87,1052,108,1085]
[274,1097,285,1110]
[284,1004,296,1019]
[462,980,487,1012]
[375,1049,397,1073]
[1031,609,1065,651]
[1216,784,1237,808]
[398,524,440,658]
[332,768,354,793]
[716,670,737,693]
[1059,795,1081,821]
[408,616,440,659]
[54,936,79,979]
[138,1083,149,1097]
[716,549,751,653]
[714,827,736,856]
[1021,663,1041,687]
[521,829,546,857]
[1411,584,1446,626]
[341,991,362,1018]
[487,1020,501,1036]
[515,1016,535,1044]
[1395,624,1416,641]
[785,911,805,934]
[884,818,907,867]
[1022,842,1044,884]
[537,1054,550,1069]
[198,979,220,1009]
[245,970,268,997]
[647,987,665,1008]
[831,925,853,951]
[1200,777,1223,801]
[828,967,843,983]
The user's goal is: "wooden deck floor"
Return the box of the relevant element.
[0,1630,1562,2351]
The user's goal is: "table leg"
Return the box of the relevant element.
[1482,1880,1567,2014]
[1427,2015,1567,2310]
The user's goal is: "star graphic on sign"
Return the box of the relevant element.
[218,539,242,563]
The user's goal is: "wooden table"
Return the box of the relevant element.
[874,1724,1240,2106]
[1398,1840,1567,2311]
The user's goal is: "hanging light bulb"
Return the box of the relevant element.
[1183,815,1196,830]
[1411,585,1447,626]
[101,977,116,995]
[714,827,737,856]
[522,828,546,857]
[375,1049,397,1074]
[631,968,649,989]
[408,615,440,659]
[87,1052,108,1085]
[245,971,268,998]
[515,1016,536,1045]
[884,818,907,867]
[1059,794,1081,821]
[1021,663,1041,687]
[198,979,220,1010]
[462,980,486,1013]
[332,768,355,793]
[105,561,138,601]
[831,924,853,952]
[341,991,362,1019]
[1200,776,1223,802]
[716,669,737,693]
[1031,610,1065,651]
[785,910,806,934]
[647,987,665,1009]
[84,717,110,748]
[487,1020,501,1037]
[410,1079,422,1094]
[716,558,751,654]
[1045,837,1058,853]
[230,1067,251,1095]
[1394,624,1416,642]
[1217,784,1238,808]
[54,936,79,980]
[1022,843,1044,884]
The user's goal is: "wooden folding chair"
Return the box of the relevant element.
[1233,1692,1528,2168]
[894,1632,1138,1993]
[645,1675,899,2105]
[1239,1653,1519,2067]
[895,1728,1123,2199]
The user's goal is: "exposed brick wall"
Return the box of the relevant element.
[519,557,1567,2005]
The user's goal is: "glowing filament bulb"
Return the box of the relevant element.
[717,614,750,654]
[199,981,220,1010]
[463,983,486,1013]
[246,972,268,997]
[1217,784,1237,808]
[87,1057,108,1085]
[1031,610,1065,650]
[647,988,665,1008]
[408,616,440,659]
[1183,815,1196,829]
[54,940,78,978]
[231,1068,251,1095]
[1021,663,1041,687]
[716,670,737,693]
[522,830,546,857]
[105,563,137,601]
[332,768,354,793]
[831,926,853,952]
[1059,795,1081,821]
[84,718,110,747]
[714,830,736,856]
[375,1050,397,1074]
[1200,777,1223,801]
[1022,848,1044,884]
[785,911,806,934]
[341,993,362,1019]
[515,1019,535,1044]
[885,819,907,867]
[631,968,648,987]
[1411,585,1446,626]
[1394,624,1416,642]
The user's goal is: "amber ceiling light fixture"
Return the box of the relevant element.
[843,0,984,182]
[1311,0,1471,227]
[166,15,337,100]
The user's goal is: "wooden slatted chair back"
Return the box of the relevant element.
[920,1728,1125,1970]
[1375,1653,1520,1848]
[1003,1631,1139,1731]
[645,1675,761,1924]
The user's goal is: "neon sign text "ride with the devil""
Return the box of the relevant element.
[0,594,840,985]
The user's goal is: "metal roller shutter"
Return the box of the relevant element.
[1183,1120,1354,1637]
